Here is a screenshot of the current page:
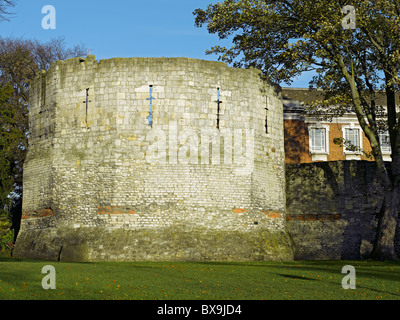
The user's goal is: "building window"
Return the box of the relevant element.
[342,125,362,154]
[379,131,391,153]
[308,124,329,161]
[310,128,326,152]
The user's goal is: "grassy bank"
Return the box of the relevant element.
[0,256,399,300]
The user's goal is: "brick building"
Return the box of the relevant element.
[282,88,394,164]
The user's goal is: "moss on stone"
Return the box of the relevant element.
[13,225,294,262]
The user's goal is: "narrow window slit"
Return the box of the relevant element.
[83,88,91,127]
[146,85,155,127]
[215,87,223,129]
[265,97,269,134]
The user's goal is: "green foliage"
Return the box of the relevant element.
[333,137,374,159]
[0,82,20,215]
[194,0,399,87]
[0,37,87,230]
[0,214,14,256]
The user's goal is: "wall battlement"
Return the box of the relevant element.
[14,56,294,261]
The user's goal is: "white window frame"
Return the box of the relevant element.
[379,131,391,154]
[308,124,329,155]
[342,124,363,155]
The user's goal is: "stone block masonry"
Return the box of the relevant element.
[286,160,400,260]
[13,56,294,262]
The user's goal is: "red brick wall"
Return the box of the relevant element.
[284,120,373,163]
[284,119,311,163]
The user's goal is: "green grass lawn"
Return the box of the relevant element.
[1,255,399,300]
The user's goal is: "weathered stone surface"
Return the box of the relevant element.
[14,225,293,262]
[13,56,293,261]
[286,160,400,260]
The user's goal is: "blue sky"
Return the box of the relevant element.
[0,0,311,87]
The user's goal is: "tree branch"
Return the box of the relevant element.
[0,0,16,22]
[337,54,391,187]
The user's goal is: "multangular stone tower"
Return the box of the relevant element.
[13,55,294,261]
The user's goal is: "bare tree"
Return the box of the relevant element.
[0,36,88,235]
[0,36,87,102]
[0,0,16,22]
[32,37,87,71]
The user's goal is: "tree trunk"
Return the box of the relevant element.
[370,185,400,260]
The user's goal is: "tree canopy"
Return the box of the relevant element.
[0,82,17,214]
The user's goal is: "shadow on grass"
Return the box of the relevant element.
[276,261,400,283]
[355,285,400,297]
[275,273,319,281]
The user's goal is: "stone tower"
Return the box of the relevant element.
[13,56,294,261]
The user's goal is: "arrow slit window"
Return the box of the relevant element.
[265,97,269,134]
[83,88,91,127]
[215,87,222,129]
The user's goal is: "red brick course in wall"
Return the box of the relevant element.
[97,206,137,215]
[286,214,341,221]
[21,208,55,220]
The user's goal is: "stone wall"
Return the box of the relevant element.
[13,56,293,262]
[286,160,400,260]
